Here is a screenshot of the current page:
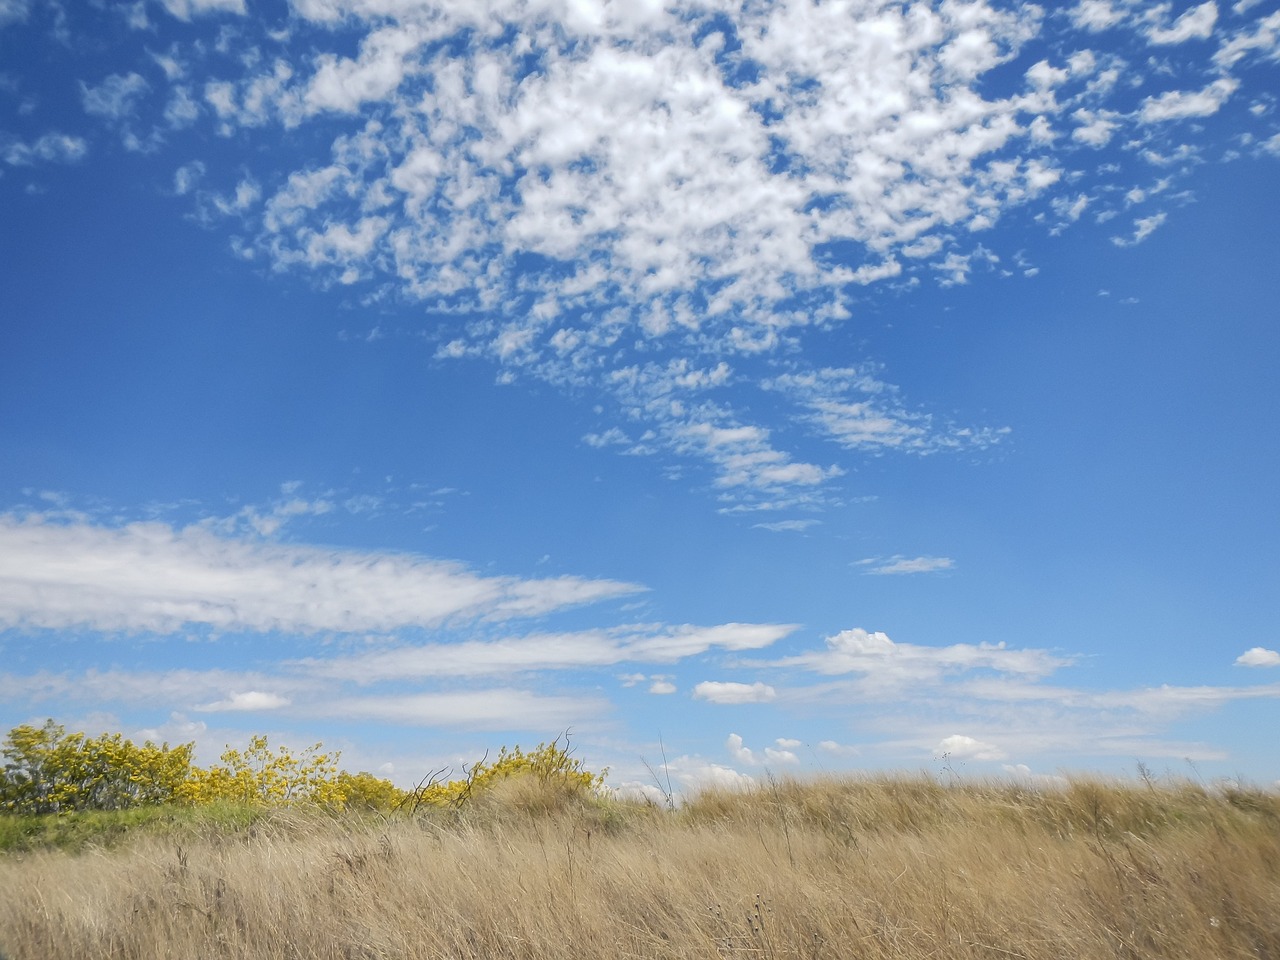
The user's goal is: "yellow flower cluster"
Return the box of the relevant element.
[1,722,605,816]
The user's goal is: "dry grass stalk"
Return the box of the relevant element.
[1,773,1277,959]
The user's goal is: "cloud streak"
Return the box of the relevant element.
[0,514,642,635]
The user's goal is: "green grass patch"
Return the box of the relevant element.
[0,802,276,854]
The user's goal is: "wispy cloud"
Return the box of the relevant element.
[857,556,956,576]
[2,132,88,166]
[195,690,291,712]
[770,628,1070,684]
[753,519,820,533]
[0,514,642,635]
[309,689,610,731]
[295,622,797,683]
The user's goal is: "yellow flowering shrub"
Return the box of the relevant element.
[1,720,194,814]
[409,737,607,810]
[178,735,342,806]
[1,722,600,817]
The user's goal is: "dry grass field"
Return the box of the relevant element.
[2,772,1278,960]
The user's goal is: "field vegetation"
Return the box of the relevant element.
[2,721,1279,959]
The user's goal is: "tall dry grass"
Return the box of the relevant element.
[1,772,1278,959]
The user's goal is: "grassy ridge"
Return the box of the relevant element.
[1,772,1278,959]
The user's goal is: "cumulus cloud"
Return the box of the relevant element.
[773,628,1070,684]
[1236,647,1280,667]
[0,514,642,635]
[726,733,799,766]
[936,734,1006,761]
[1069,1,1128,32]
[1146,1,1219,45]
[1140,78,1239,122]
[693,681,778,705]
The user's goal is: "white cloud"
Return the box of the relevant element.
[143,2,1077,505]
[1112,212,1168,246]
[13,0,1271,517]
[765,367,1007,455]
[774,628,1069,684]
[1214,12,1280,69]
[195,690,291,712]
[81,72,150,119]
[173,160,205,195]
[2,133,88,166]
[296,622,795,682]
[725,733,799,766]
[164,86,201,127]
[0,667,313,712]
[303,23,430,116]
[752,519,820,533]
[693,681,777,705]
[1069,1,1128,32]
[859,555,955,576]
[1146,1,1219,45]
[1140,77,1239,122]
[1071,108,1120,147]
[157,0,246,20]
[0,514,642,635]
[315,689,608,730]
[648,679,677,695]
[936,734,1006,761]
[0,0,30,28]
[817,739,861,757]
[1236,647,1280,667]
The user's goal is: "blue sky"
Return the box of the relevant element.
[2,0,1278,794]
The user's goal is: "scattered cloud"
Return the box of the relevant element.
[693,681,778,705]
[858,556,955,576]
[1140,77,1239,122]
[771,628,1070,685]
[81,72,150,119]
[1145,1,1219,46]
[936,733,1007,762]
[157,0,246,20]
[1237,647,1280,667]
[753,519,820,533]
[2,133,88,166]
[0,0,32,29]
[726,733,799,766]
[1069,1,1128,33]
[1112,212,1168,246]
